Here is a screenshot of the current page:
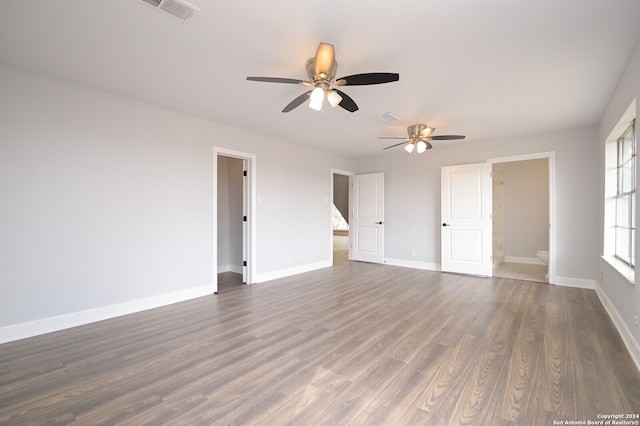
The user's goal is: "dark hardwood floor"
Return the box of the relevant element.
[1,247,639,425]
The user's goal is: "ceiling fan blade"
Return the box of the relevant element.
[383,141,409,150]
[315,43,335,76]
[337,72,399,86]
[247,77,306,84]
[428,135,466,140]
[334,89,359,112]
[282,91,312,112]
[378,137,408,140]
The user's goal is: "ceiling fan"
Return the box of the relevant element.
[246,43,399,113]
[380,124,465,154]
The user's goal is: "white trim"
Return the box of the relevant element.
[486,151,557,285]
[554,276,596,289]
[385,258,440,271]
[595,281,640,372]
[331,168,355,177]
[255,260,331,283]
[0,285,213,344]
[214,147,257,292]
[601,255,636,285]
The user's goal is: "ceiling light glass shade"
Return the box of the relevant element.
[326,90,342,107]
[420,127,435,137]
[314,43,335,76]
[309,87,325,111]
[417,141,428,153]
[404,143,414,153]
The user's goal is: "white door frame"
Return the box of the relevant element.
[330,168,354,265]
[213,147,257,293]
[487,151,556,284]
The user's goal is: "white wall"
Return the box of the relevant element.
[352,126,598,282]
[0,66,351,340]
[597,39,640,367]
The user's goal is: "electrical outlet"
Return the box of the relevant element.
[410,250,416,257]
[635,312,639,327]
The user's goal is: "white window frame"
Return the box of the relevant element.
[603,99,636,284]
[615,120,636,268]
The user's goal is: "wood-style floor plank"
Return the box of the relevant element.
[1,251,639,425]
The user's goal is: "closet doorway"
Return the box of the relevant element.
[214,148,256,293]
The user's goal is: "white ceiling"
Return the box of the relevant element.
[1,0,639,157]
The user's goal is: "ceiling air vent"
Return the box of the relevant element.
[137,0,199,22]
[377,112,400,123]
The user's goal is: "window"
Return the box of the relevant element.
[615,120,636,267]
[604,100,636,283]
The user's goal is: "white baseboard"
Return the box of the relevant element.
[554,276,596,289]
[255,260,332,283]
[0,284,214,344]
[594,282,640,372]
[217,264,243,274]
[384,258,440,271]
[504,256,545,265]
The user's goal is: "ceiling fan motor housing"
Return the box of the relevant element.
[408,124,434,139]
[306,58,337,84]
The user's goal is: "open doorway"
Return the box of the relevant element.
[331,169,353,265]
[489,152,555,283]
[214,148,256,293]
[216,155,244,292]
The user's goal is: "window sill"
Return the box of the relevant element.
[601,255,636,285]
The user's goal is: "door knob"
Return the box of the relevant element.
[442,223,450,226]
[376,221,383,225]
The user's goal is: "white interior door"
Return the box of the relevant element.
[441,163,492,276]
[349,173,384,263]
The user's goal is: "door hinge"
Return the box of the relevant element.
[243,260,247,266]
[243,170,247,177]
[243,216,247,222]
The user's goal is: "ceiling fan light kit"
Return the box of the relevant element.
[246,42,399,113]
[326,89,343,108]
[309,87,325,111]
[246,43,463,156]
[380,124,465,155]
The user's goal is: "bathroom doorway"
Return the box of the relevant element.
[489,152,555,283]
